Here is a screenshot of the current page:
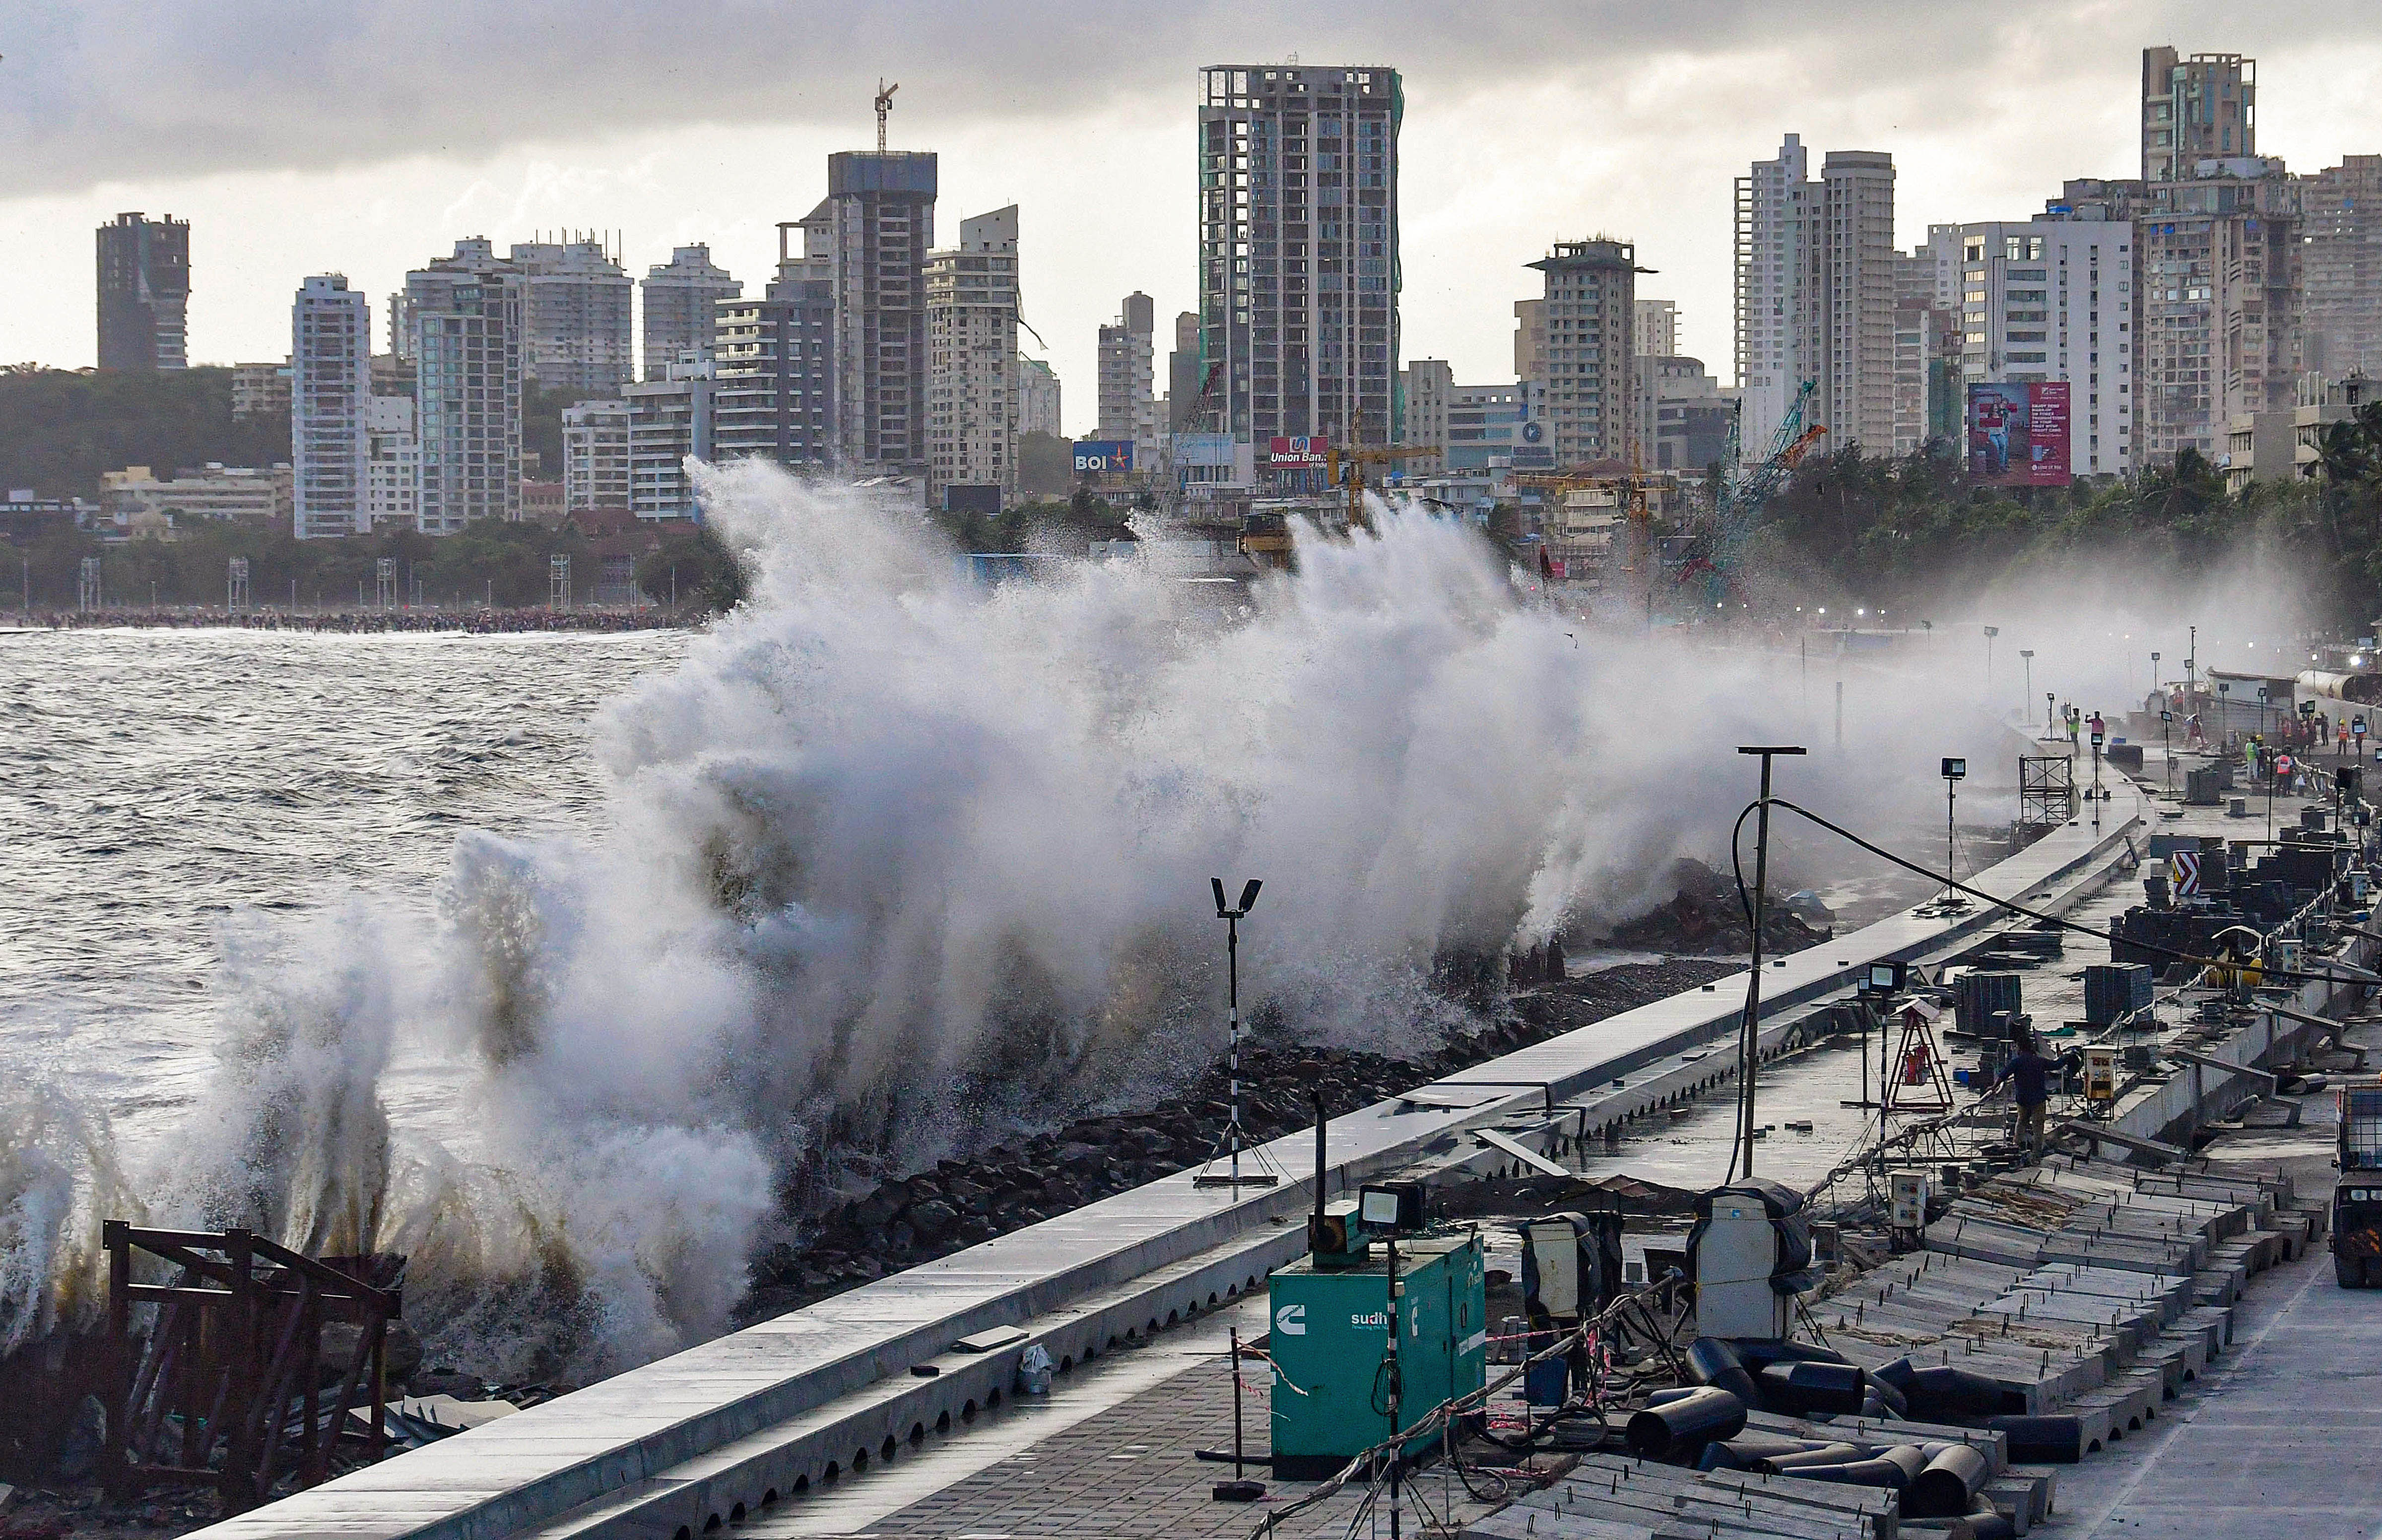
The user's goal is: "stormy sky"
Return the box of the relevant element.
[3,2,2378,430]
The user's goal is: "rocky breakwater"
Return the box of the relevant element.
[738,957,1743,1321]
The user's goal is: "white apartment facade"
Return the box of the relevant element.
[925,205,1022,503]
[625,354,716,520]
[291,274,370,539]
[1526,239,1642,467]
[510,240,635,394]
[1923,217,2134,476]
[365,393,418,530]
[641,244,740,381]
[562,398,632,510]
[1734,135,1898,459]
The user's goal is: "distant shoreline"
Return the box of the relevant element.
[8,607,700,635]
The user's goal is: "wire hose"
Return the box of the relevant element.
[1730,793,2370,988]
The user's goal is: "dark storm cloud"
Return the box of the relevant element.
[2,1,2372,195]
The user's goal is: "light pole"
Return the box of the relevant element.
[1195,878,1277,1190]
[1983,626,1998,693]
[2020,650,2035,725]
[2160,708,2176,794]
[1733,745,1806,1181]
[1941,758,1968,908]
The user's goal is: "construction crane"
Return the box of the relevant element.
[1675,381,1824,604]
[1326,443,1430,533]
[874,80,899,152]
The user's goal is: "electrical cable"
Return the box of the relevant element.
[1730,793,2377,989]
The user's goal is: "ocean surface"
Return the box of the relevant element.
[0,627,689,1163]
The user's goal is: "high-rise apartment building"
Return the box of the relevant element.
[1097,291,1156,462]
[642,245,741,380]
[824,150,937,476]
[1635,299,1679,358]
[562,399,632,510]
[2134,48,2298,464]
[291,275,371,539]
[405,238,526,531]
[713,218,836,469]
[1017,356,1061,438]
[1526,239,1644,467]
[2142,49,2254,184]
[2137,156,2300,462]
[1923,217,2134,476]
[924,205,1022,504]
[625,354,715,520]
[509,240,634,394]
[1734,136,1899,458]
[1098,294,1155,430]
[1400,358,1454,471]
[1198,64,1402,455]
[1167,311,1204,431]
[2303,156,2382,377]
[365,394,418,531]
[96,213,190,371]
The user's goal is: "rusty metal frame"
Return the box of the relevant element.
[103,1222,401,1512]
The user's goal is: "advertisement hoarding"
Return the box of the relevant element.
[1072,439,1133,475]
[1967,381,2071,486]
[1266,435,1330,466]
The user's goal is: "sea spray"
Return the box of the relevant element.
[7,461,2032,1382]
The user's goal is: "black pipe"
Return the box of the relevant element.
[1755,1360,1867,1415]
[1780,1452,1923,1493]
[1684,1338,1762,1407]
[1625,1386,1748,1462]
[1756,1442,1863,1472]
[1907,1442,1991,1518]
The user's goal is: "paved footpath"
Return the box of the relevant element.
[2049,1136,2382,1540]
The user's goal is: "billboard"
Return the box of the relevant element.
[1266,435,1330,466]
[1072,439,1133,475]
[1967,381,2070,486]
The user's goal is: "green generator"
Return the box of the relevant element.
[1266,1233,1487,1477]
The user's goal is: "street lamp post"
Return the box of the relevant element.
[2021,650,2036,725]
[1984,626,1999,692]
[1733,745,1806,1181]
[1195,878,1278,1190]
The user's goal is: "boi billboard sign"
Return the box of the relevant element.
[1967,382,2070,486]
[1072,439,1134,475]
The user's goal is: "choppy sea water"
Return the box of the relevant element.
[0,627,689,1163]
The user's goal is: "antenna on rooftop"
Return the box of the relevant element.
[875,78,898,152]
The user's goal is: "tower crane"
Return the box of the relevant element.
[1675,380,1824,604]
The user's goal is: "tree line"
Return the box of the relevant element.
[1726,406,2382,629]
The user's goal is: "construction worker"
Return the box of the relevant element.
[1999,1027,2054,1158]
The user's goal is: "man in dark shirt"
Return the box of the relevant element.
[2001,1031,2053,1156]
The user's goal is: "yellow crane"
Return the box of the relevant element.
[1326,443,1431,533]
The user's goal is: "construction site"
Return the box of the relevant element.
[9,678,2382,1540]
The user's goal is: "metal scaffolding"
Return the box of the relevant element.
[78,555,102,611]
[375,557,397,610]
[549,553,571,612]
[2018,754,2077,846]
[226,556,249,612]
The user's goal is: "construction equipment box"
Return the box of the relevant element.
[1268,1233,1486,1475]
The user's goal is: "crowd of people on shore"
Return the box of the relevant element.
[13,606,691,634]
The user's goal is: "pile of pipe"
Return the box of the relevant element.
[1675,1337,2088,1460]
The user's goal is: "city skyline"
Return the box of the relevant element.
[6,7,2380,434]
